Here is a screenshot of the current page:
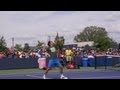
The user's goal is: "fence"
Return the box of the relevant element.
[0,55,120,70]
[0,58,38,70]
[75,55,119,70]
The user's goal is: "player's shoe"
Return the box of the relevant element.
[60,75,68,79]
[43,75,46,79]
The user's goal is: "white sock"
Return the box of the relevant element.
[61,74,64,77]
[43,74,46,77]
[43,74,46,79]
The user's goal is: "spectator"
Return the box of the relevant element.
[65,46,73,63]
[74,51,81,69]
[0,52,5,59]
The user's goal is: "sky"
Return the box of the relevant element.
[0,11,120,47]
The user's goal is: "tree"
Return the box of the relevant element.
[23,43,30,52]
[14,44,22,51]
[54,32,65,50]
[74,26,117,50]
[36,41,44,49]
[74,26,108,42]
[0,36,7,52]
[94,37,112,50]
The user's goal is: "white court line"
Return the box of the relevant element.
[27,75,120,79]
[26,75,69,79]
[26,75,52,79]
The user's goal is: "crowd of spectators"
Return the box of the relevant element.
[0,46,120,60]
[0,48,39,59]
[0,45,120,69]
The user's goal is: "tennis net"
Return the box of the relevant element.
[95,55,120,71]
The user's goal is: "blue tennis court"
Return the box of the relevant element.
[0,69,120,79]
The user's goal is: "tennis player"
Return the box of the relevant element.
[43,41,68,79]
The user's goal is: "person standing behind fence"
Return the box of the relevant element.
[65,46,73,63]
[37,46,48,70]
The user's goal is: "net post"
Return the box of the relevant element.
[94,55,97,69]
[105,55,107,70]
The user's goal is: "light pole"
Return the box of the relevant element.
[12,37,14,49]
[48,35,51,41]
